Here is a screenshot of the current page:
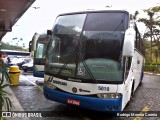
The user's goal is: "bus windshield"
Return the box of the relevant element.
[45,11,129,83]
[35,34,49,65]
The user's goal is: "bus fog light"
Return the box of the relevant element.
[114,106,119,109]
[107,106,112,109]
[97,93,122,99]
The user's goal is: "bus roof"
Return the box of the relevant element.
[58,9,129,17]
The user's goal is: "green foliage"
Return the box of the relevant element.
[144,64,160,72]
[137,6,160,64]
[0,58,13,112]
[0,41,28,51]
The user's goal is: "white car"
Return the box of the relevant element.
[21,60,33,72]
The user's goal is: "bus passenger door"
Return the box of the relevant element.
[123,57,133,108]
[133,51,143,89]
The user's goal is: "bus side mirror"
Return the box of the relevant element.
[47,30,52,36]
[29,41,32,52]
[31,33,39,51]
[0,43,2,50]
[122,28,135,57]
[29,33,40,57]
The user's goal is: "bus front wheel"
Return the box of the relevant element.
[130,82,135,99]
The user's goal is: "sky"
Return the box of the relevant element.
[2,0,160,48]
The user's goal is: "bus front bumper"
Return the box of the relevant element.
[44,86,122,112]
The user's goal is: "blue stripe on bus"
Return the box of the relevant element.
[44,86,122,112]
[33,69,44,78]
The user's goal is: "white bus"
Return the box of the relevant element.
[43,10,144,112]
[29,33,49,77]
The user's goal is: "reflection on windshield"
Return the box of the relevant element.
[83,31,124,61]
[36,43,46,58]
[46,11,129,82]
[35,35,49,65]
[35,35,49,59]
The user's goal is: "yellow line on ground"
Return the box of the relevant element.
[82,117,91,120]
[133,117,142,120]
[25,79,43,92]
[133,106,150,120]
[141,106,150,112]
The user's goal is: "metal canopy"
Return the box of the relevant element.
[0,0,36,40]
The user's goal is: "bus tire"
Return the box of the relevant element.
[139,71,144,86]
[131,82,134,98]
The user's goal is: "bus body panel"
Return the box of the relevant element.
[31,33,49,78]
[44,86,122,112]
[34,65,45,71]
[120,50,144,110]
[132,50,144,91]
[45,75,118,95]
[33,63,45,78]
[33,65,45,77]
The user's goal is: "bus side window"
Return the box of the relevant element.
[135,25,142,53]
[125,57,132,79]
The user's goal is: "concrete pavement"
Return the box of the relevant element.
[3,86,30,120]
[0,72,30,120]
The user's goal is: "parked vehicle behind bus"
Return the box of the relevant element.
[29,32,50,77]
[21,59,33,72]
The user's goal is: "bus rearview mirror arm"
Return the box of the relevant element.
[29,41,32,52]
[47,30,52,36]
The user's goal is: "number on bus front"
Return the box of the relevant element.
[98,86,109,91]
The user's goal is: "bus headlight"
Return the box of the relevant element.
[44,81,57,89]
[97,93,122,99]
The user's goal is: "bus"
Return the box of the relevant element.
[42,10,144,112]
[29,33,50,77]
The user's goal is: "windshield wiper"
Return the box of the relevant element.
[76,51,98,83]
[56,44,98,83]
[56,49,77,75]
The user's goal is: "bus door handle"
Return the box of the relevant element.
[137,60,140,64]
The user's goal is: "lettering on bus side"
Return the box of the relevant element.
[98,86,109,91]
[47,77,67,86]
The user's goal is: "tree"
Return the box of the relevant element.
[23,43,25,48]
[154,49,159,63]
[139,6,160,63]
[150,6,160,63]
[0,41,28,51]
[153,29,160,62]
[133,10,139,20]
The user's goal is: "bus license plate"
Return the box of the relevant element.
[67,98,80,106]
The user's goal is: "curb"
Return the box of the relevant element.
[3,86,30,120]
